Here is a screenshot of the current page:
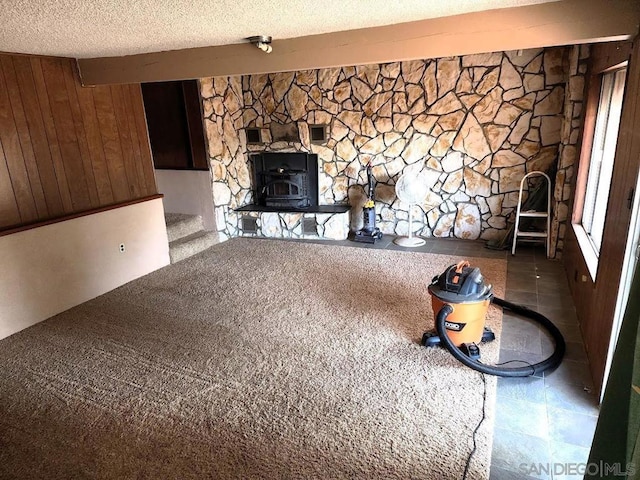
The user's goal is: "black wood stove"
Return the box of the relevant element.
[250,152,319,210]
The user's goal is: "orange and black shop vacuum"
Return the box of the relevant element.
[422,261,565,377]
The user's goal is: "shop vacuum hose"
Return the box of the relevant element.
[435,296,566,377]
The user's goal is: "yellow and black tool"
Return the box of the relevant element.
[353,162,383,244]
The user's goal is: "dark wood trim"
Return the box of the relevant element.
[564,38,640,395]
[0,194,163,237]
[590,41,633,74]
[571,71,601,224]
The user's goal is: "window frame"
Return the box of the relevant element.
[572,62,628,280]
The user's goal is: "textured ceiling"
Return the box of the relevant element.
[0,0,558,59]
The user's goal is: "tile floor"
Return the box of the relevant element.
[290,234,600,480]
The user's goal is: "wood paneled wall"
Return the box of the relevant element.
[564,40,640,394]
[0,53,157,231]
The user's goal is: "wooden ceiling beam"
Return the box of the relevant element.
[78,0,640,86]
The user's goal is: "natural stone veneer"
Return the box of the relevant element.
[550,45,589,258]
[240,211,350,240]
[201,77,249,240]
[201,46,586,253]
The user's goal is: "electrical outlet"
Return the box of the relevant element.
[119,243,125,253]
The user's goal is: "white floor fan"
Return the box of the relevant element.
[393,170,431,247]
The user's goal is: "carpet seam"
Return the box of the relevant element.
[462,372,487,480]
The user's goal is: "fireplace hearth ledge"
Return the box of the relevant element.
[235,206,350,240]
[235,204,350,214]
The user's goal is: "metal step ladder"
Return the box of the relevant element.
[511,171,551,258]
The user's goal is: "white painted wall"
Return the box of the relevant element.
[0,198,170,339]
[155,169,216,230]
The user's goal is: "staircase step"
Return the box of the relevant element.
[165,213,204,243]
[169,231,219,264]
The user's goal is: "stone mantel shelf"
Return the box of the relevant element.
[235,204,350,214]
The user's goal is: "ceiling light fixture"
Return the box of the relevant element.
[247,35,273,54]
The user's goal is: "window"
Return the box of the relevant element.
[574,67,627,277]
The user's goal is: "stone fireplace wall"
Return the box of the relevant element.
[201,46,587,254]
[549,45,589,258]
[201,77,248,241]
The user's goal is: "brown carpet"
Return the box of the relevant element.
[0,238,506,479]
